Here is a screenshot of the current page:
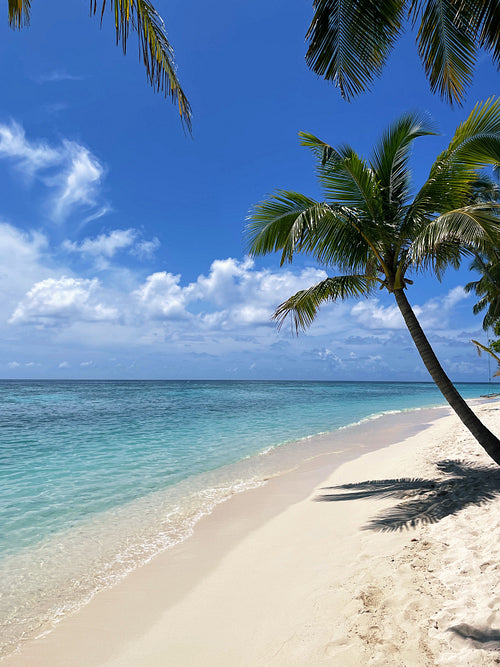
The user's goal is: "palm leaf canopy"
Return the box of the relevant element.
[8,0,191,131]
[306,0,500,106]
[246,98,500,331]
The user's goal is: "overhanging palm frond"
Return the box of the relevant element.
[8,0,29,28]
[467,0,500,65]
[273,274,380,332]
[412,0,477,106]
[305,0,405,100]
[91,0,192,131]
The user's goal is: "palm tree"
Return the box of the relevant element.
[306,0,500,106]
[465,253,500,329]
[246,97,500,465]
[464,175,500,329]
[8,0,192,131]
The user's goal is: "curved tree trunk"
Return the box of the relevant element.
[393,288,500,466]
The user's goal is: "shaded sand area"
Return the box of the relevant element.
[3,402,500,666]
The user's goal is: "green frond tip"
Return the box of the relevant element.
[91,0,192,132]
[273,274,380,334]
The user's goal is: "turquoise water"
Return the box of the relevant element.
[0,380,494,655]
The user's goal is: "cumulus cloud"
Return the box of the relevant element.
[63,229,160,265]
[134,272,188,320]
[10,277,118,326]
[350,287,470,331]
[63,229,136,258]
[4,245,482,380]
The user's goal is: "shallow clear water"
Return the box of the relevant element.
[0,379,495,656]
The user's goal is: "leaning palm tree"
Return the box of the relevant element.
[246,97,500,465]
[306,0,500,106]
[8,0,191,131]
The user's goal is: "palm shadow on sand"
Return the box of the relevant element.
[315,459,500,531]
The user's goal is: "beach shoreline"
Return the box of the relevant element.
[3,400,500,666]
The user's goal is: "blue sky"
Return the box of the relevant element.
[0,0,498,380]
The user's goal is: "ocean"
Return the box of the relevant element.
[0,379,494,656]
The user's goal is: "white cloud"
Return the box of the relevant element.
[7,361,20,368]
[63,229,136,258]
[62,229,160,265]
[58,361,70,368]
[52,142,104,221]
[351,299,404,329]
[350,287,470,331]
[0,122,61,175]
[36,70,82,84]
[3,241,482,380]
[10,277,118,326]
[134,272,188,320]
[131,237,160,259]
[0,122,107,222]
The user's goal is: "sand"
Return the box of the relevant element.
[3,401,500,666]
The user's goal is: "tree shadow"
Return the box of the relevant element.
[448,623,500,650]
[315,460,500,531]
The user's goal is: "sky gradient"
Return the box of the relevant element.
[0,0,498,381]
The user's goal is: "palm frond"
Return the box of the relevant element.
[466,0,500,65]
[409,98,500,226]
[91,0,192,131]
[8,0,30,28]
[472,339,500,374]
[300,133,380,218]
[246,190,376,272]
[412,0,477,106]
[246,191,324,264]
[370,111,436,207]
[273,274,380,332]
[305,0,405,100]
[412,204,500,261]
[439,97,500,167]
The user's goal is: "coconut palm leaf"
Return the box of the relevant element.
[273,274,380,332]
[411,204,500,266]
[8,0,29,28]
[471,339,500,375]
[412,0,477,105]
[306,0,500,106]
[305,0,405,100]
[8,0,191,130]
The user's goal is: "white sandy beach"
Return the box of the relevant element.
[3,401,500,666]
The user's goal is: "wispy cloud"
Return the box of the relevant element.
[0,122,61,175]
[0,121,108,222]
[36,70,82,84]
[51,142,105,222]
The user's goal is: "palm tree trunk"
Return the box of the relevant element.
[393,288,500,466]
